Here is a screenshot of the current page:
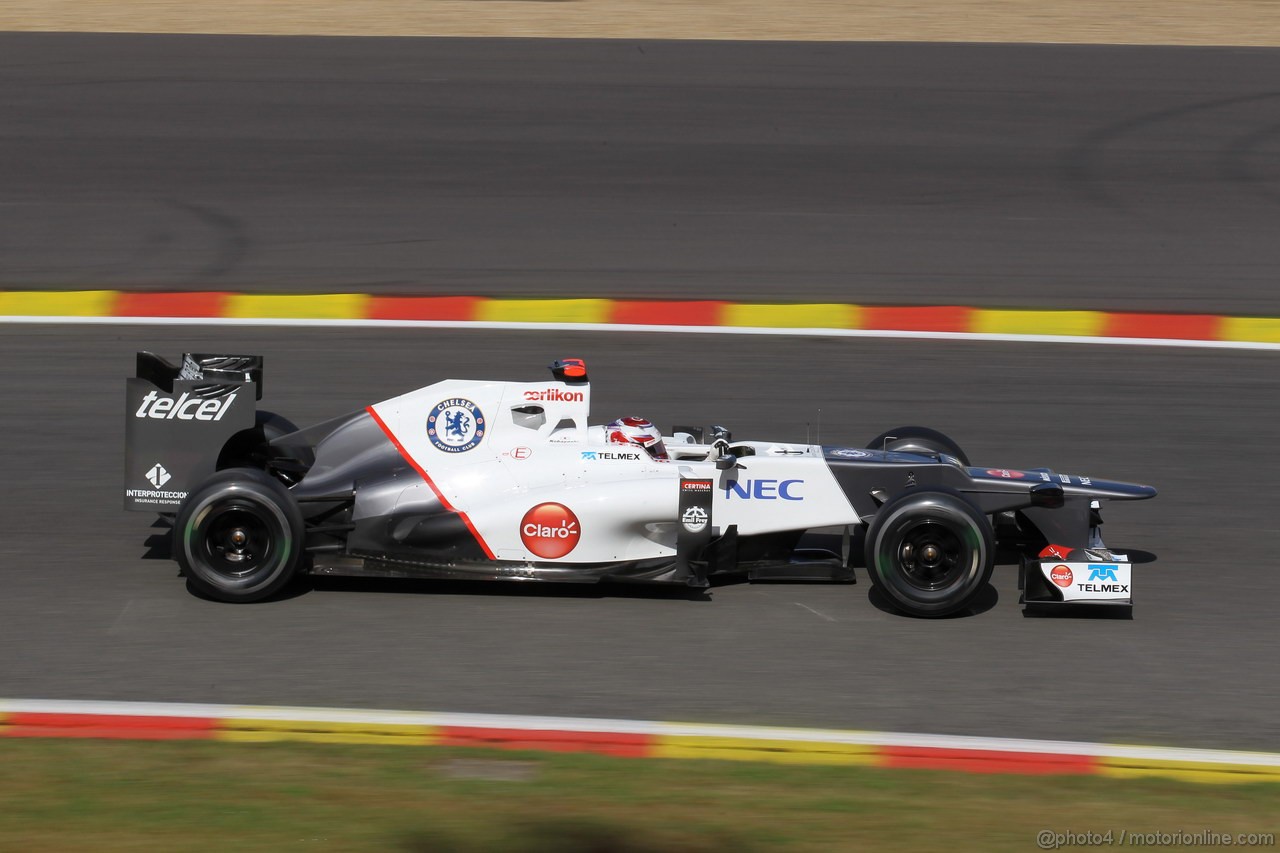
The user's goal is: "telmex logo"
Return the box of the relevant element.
[520,502,581,559]
[1088,565,1120,582]
[523,389,584,402]
[581,451,641,461]
[135,391,237,421]
[723,479,803,500]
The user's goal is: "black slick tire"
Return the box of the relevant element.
[173,467,304,603]
[864,489,994,617]
[866,426,969,466]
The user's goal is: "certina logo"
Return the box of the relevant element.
[581,450,642,461]
[134,391,237,421]
[681,506,709,533]
[146,463,171,489]
[1050,565,1073,587]
[520,503,581,559]
[523,389,584,403]
[427,398,486,453]
[723,479,803,500]
[681,479,713,492]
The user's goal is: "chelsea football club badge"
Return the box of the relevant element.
[427,398,485,453]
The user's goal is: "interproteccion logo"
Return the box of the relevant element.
[146,463,172,489]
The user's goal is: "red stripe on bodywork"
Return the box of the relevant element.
[879,746,1098,775]
[440,726,653,758]
[2,712,215,740]
[365,406,497,560]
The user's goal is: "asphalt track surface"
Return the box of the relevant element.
[3,33,1280,313]
[2,34,1279,752]
[3,325,1278,751]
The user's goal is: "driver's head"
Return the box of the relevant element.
[606,417,668,461]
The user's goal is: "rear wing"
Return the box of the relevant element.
[124,352,262,512]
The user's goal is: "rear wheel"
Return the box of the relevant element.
[867,425,969,465]
[864,489,994,617]
[174,468,304,603]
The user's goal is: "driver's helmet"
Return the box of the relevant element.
[605,417,668,461]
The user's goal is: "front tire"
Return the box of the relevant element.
[866,425,969,465]
[863,489,994,617]
[174,468,304,603]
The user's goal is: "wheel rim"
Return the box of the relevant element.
[888,517,975,591]
[195,502,277,579]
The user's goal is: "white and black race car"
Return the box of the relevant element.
[124,354,1156,617]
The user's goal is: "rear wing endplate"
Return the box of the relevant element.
[123,352,262,512]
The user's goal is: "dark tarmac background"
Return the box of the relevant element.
[1,34,1277,751]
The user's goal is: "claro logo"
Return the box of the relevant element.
[723,479,803,500]
[523,389,584,402]
[520,502,581,559]
[134,391,237,421]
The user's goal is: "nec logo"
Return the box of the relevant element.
[723,479,803,500]
[1088,565,1119,582]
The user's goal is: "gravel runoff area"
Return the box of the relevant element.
[2,0,1279,46]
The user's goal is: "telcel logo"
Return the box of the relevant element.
[135,390,237,421]
[520,503,581,559]
[723,479,803,500]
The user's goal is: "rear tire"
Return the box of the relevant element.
[867,425,969,465]
[174,468,304,603]
[864,489,994,617]
[217,410,311,471]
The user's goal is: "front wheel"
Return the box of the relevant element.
[173,468,304,603]
[863,489,994,617]
[866,425,969,465]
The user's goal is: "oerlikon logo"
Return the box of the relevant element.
[520,503,581,559]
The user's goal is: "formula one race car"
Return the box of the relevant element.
[124,354,1156,616]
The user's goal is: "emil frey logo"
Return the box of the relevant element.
[723,479,803,500]
[520,503,581,559]
[681,506,709,533]
[427,398,485,453]
[146,463,171,489]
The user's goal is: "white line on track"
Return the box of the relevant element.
[3,315,1280,351]
[793,602,837,622]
